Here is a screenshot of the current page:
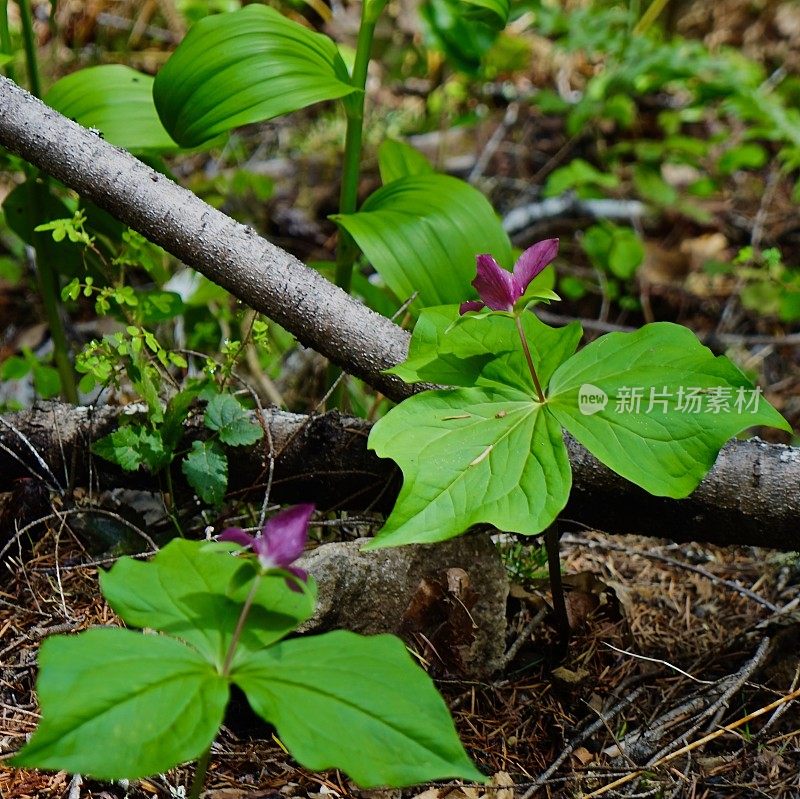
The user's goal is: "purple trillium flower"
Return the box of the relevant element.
[220,503,314,589]
[459,238,559,315]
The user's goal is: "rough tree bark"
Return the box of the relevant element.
[2,404,800,551]
[0,77,798,551]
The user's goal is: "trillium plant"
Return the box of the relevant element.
[364,239,790,551]
[12,505,483,795]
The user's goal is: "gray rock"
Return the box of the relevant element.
[297,533,509,677]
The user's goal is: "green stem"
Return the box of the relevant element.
[18,0,40,97]
[188,572,263,798]
[334,0,383,293]
[221,572,262,677]
[188,743,212,799]
[0,1,16,82]
[515,314,546,403]
[25,175,79,403]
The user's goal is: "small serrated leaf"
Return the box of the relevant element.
[182,440,228,504]
[205,393,263,446]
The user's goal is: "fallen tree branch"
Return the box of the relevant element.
[0,77,413,402]
[2,403,800,551]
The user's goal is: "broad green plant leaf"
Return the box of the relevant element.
[234,630,484,787]
[378,139,434,184]
[100,539,315,668]
[182,439,228,504]
[10,628,227,779]
[153,4,355,148]
[205,393,264,446]
[390,306,582,392]
[365,385,572,547]
[547,322,791,497]
[333,175,512,308]
[45,65,178,154]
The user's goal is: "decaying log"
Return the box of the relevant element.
[2,403,799,551]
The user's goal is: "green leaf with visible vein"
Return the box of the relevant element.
[100,538,315,669]
[205,393,263,446]
[378,139,434,184]
[332,175,512,308]
[548,322,791,497]
[182,439,227,504]
[365,385,571,547]
[153,5,355,148]
[234,630,484,787]
[45,65,178,154]
[391,305,582,392]
[10,628,227,779]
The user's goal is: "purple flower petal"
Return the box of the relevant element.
[459,300,485,315]
[472,254,519,311]
[512,239,559,291]
[262,503,315,569]
[219,528,255,548]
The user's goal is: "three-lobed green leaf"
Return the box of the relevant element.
[154,5,355,148]
[370,312,790,546]
[13,541,482,787]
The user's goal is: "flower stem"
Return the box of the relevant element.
[221,572,262,677]
[188,743,212,799]
[515,314,546,403]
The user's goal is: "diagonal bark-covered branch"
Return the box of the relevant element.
[2,403,800,551]
[0,77,413,401]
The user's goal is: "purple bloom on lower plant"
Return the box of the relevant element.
[220,503,314,588]
[459,238,559,314]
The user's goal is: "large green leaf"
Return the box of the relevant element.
[365,385,571,547]
[548,322,791,497]
[45,65,178,154]
[332,175,512,308]
[153,4,356,148]
[378,139,434,184]
[391,305,582,392]
[11,628,227,779]
[100,539,316,669]
[234,630,484,787]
